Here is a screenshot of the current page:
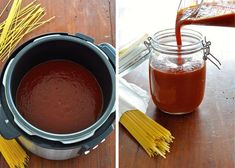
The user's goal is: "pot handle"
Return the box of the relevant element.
[74,33,115,69]
[75,33,95,43]
[78,113,115,155]
[98,43,116,70]
[0,104,20,139]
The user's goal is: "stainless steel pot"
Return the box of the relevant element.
[0,33,115,160]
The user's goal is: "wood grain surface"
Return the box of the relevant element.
[119,35,235,167]
[0,0,115,168]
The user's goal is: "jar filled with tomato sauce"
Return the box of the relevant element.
[148,29,212,114]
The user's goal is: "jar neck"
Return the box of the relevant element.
[150,28,203,56]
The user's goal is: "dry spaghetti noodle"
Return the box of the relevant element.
[0,0,55,61]
[120,110,174,158]
[0,136,29,168]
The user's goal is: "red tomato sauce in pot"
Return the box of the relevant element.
[16,60,103,134]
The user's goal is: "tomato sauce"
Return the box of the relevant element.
[176,2,235,46]
[16,60,103,134]
[150,64,206,113]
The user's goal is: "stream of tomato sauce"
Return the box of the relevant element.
[16,60,103,134]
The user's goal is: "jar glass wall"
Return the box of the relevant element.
[149,29,206,114]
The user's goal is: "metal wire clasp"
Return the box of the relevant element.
[202,38,221,70]
[144,37,153,53]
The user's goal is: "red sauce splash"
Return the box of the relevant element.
[16,60,103,134]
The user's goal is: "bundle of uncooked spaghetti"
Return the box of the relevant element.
[0,0,54,61]
[0,136,29,168]
[120,110,174,158]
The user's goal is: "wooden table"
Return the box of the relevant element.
[0,0,115,168]
[119,29,235,167]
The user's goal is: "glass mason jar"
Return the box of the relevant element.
[149,29,207,115]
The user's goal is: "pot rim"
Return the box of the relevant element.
[2,34,115,144]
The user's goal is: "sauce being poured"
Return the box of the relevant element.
[16,60,103,134]
[176,2,235,45]
[150,2,234,114]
